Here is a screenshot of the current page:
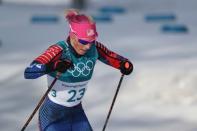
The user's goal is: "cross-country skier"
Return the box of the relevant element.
[24,9,133,131]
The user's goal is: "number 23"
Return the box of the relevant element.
[67,88,86,102]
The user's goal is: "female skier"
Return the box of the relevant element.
[24,9,133,131]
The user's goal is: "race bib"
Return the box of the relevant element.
[47,76,88,107]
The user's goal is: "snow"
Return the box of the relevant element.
[0,0,197,131]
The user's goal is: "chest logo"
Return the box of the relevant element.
[68,60,94,77]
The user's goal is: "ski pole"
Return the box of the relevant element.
[102,74,124,131]
[21,72,61,131]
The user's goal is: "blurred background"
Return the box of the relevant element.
[0,0,197,131]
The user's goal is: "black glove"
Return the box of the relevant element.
[120,60,133,75]
[47,59,73,73]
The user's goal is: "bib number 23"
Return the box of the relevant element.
[51,88,86,103]
[67,88,86,102]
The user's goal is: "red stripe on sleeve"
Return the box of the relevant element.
[97,49,120,69]
[96,42,125,69]
[35,45,63,64]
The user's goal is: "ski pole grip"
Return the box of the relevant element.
[120,60,133,75]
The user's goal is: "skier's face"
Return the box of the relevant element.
[71,35,93,55]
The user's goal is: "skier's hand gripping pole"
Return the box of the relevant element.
[21,60,73,131]
[120,60,133,75]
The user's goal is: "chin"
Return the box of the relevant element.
[79,50,87,55]
[79,52,86,55]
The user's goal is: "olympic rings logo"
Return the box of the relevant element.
[67,60,94,77]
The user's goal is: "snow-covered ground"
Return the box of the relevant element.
[0,0,197,131]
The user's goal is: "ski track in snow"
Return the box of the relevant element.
[0,0,197,131]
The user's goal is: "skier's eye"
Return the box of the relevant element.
[78,39,95,45]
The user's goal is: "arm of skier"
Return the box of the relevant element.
[24,44,72,79]
[96,42,133,75]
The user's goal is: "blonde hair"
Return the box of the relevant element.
[65,9,95,24]
[65,9,79,18]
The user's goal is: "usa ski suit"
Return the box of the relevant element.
[24,38,129,131]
